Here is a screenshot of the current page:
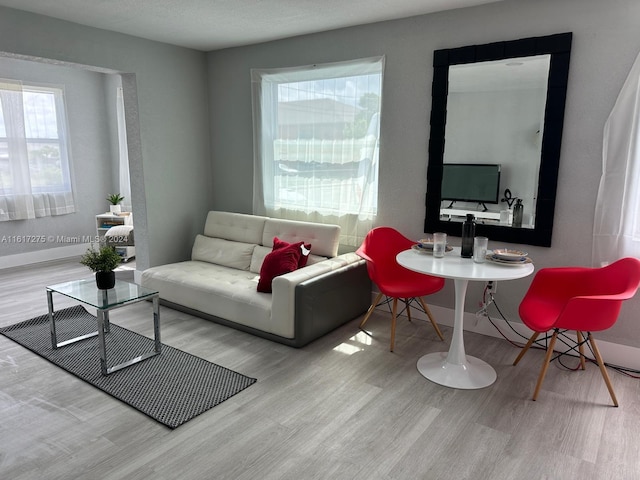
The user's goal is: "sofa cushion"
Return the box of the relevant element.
[250,245,271,274]
[273,236,311,268]
[203,211,267,244]
[251,244,325,273]
[191,235,256,271]
[257,243,303,293]
[140,261,289,337]
[262,218,340,258]
[306,253,329,266]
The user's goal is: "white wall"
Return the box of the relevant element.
[206,0,640,347]
[0,6,212,271]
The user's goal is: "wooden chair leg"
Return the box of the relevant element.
[390,298,398,352]
[405,299,412,322]
[513,331,540,366]
[360,292,383,329]
[576,330,586,370]
[417,296,444,341]
[588,333,618,407]
[532,329,558,401]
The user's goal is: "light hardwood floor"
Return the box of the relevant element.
[1,258,639,480]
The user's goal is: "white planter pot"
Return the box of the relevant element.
[109,205,121,214]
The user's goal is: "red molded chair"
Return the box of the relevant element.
[356,227,445,352]
[513,257,640,406]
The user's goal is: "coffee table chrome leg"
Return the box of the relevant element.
[48,288,101,349]
[153,295,161,354]
[47,289,57,349]
[97,309,109,375]
[99,296,161,375]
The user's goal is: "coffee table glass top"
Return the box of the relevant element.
[47,279,158,309]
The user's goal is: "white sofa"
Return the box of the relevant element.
[141,211,371,347]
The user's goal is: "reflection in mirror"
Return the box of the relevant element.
[441,55,550,229]
[424,33,572,247]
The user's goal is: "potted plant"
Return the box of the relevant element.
[107,193,125,214]
[80,244,122,289]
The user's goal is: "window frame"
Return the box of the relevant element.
[0,81,73,196]
[251,56,384,222]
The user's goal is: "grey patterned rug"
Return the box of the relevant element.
[0,305,256,429]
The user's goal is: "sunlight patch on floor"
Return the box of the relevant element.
[332,330,372,355]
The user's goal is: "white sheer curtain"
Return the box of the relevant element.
[0,79,74,221]
[252,57,384,247]
[116,86,132,212]
[593,51,640,266]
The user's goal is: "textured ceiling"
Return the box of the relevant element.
[0,0,505,51]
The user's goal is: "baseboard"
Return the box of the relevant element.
[374,301,640,372]
[0,243,90,270]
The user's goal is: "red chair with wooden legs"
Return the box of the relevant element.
[356,227,445,352]
[513,257,640,406]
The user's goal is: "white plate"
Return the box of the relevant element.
[412,244,453,254]
[492,248,528,261]
[486,254,532,266]
[417,238,435,249]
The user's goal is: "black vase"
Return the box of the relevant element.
[95,271,116,290]
[461,214,475,258]
[513,199,524,228]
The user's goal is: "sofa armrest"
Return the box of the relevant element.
[271,252,371,346]
[271,252,360,319]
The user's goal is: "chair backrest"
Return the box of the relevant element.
[356,227,414,282]
[527,257,640,300]
[599,257,640,299]
[521,257,640,332]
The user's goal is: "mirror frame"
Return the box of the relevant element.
[424,32,572,247]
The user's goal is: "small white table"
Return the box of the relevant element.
[396,247,534,389]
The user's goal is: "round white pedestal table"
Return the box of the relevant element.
[396,247,534,389]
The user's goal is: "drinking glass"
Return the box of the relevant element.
[500,210,512,225]
[433,232,447,258]
[473,236,488,263]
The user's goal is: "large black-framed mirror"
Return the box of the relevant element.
[424,32,572,247]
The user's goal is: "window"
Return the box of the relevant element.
[0,79,74,220]
[252,57,384,246]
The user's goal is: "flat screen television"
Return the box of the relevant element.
[441,163,501,206]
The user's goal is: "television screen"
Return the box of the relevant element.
[441,163,501,204]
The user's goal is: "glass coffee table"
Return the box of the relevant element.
[47,278,161,375]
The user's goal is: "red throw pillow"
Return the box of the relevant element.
[257,244,303,293]
[272,237,312,267]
